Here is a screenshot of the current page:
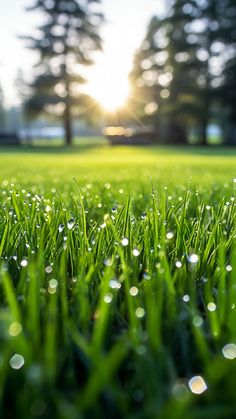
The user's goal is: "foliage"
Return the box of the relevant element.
[22,0,104,145]
[129,0,236,145]
[0,145,236,418]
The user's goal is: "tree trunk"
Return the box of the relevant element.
[201,118,208,146]
[64,102,72,146]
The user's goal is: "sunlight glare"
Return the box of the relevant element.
[89,76,130,112]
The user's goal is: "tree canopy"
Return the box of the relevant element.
[129,0,236,145]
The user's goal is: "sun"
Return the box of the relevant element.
[89,78,130,112]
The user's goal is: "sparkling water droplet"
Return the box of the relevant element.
[20,259,28,267]
[10,354,25,370]
[58,224,64,233]
[109,279,121,289]
[166,231,174,240]
[104,258,113,267]
[67,218,75,230]
[45,266,53,274]
[207,302,216,312]
[135,307,145,318]
[226,265,232,272]
[104,293,113,304]
[132,248,140,257]
[121,238,129,247]
[8,322,22,337]
[188,254,199,264]
[188,376,207,394]
[130,286,139,296]
[183,294,190,302]
[176,261,182,268]
[141,212,147,220]
[222,343,236,359]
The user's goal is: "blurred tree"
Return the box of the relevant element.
[23,0,103,145]
[129,0,236,145]
[0,82,6,129]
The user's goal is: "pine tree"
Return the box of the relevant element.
[23,0,103,145]
[129,0,235,145]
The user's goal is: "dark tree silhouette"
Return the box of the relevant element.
[23,0,103,146]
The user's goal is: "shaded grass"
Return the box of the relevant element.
[0,145,236,419]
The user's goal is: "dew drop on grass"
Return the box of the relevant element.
[45,266,53,274]
[183,294,190,302]
[104,293,113,304]
[226,265,232,272]
[109,279,121,289]
[172,381,189,402]
[130,287,139,296]
[176,261,182,268]
[67,218,75,230]
[8,322,22,337]
[10,354,25,370]
[193,315,203,327]
[222,343,236,359]
[166,231,174,240]
[207,302,216,312]
[188,254,199,264]
[135,307,145,318]
[188,376,207,394]
[104,258,113,267]
[132,249,140,257]
[58,224,64,233]
[121,238,129,247]
[20,259,28,267]
[141,212,147,220]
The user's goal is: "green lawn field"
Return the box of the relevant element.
[0,144,236,419]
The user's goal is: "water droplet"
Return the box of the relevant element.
[45,205,51,213]
[104,258,113,267]
[67,218,75,230]
[45,266,52,274]
[207,302,216,312]
[130,286,139,296]
[10,354,25,370]
[20,259,28,267]
[104,293,113,304]
[176,261,182,268]
[188,254,199,264]
[8,322,22,337]
[132,249,140,257]
[109,279,121,289]
[193,315,203,327]
[222,343,236,359]
[226,265,232,272]
[141,212,147,220]
[135,307,145,318]
[166,231,174,240]
[172,381,189,402]
[121,238,129,247]
[49,279,58,289]
[183,294,190,302]
[188,376,207,394]
[58,224,64,233]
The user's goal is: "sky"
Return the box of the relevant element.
[0,0,165,107]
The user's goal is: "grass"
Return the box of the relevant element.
[0,144,236,419]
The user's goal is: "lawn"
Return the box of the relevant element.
[0,144,236,419]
